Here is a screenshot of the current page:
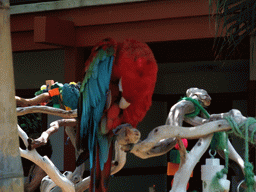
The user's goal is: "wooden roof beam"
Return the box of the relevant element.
[34,16,76,47]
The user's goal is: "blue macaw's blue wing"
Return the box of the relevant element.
[78,44,116,171]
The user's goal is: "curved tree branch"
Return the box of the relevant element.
[18,127,75,192]
[15,93,51,107]
[17,95,255,192]
[17,106,77,118]
[28,119,77,150]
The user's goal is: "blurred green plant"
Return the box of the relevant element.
[17,113,43,139]
[209,0,256,58]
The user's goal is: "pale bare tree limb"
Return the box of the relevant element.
[28,119,77,150]
[185,110,247,176]
[111,141,127,175]
[18,108,256,192]
[170,135,214,192]
[17,106,77,118]
[18,126,75,192]
[18,124,29,148]
[15,93,51,107]
[40,141,127,192]
[130,121,229,159]
[20,148,75,192]
[16,88,255,192]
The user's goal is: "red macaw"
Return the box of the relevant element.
[76,38,158,192]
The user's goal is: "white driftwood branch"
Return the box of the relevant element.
[17,106,77,118]
[170,134,214,192]
[111,141,127,175]
[17,101,255,192]
[185,109,247,176]
[15,93,51,107]
[18,124,28,148]
[40,141,127,192]
[130,120,230,159]
[18,125,75,192]
[20,149,75,192]
[28,119,77,150]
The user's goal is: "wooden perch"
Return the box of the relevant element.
[20,148,76,192]
[19,109,255,192]
[170,135,214,192]
[18,126,75,192]
[130,120,230,159]
[17,88,256,192]
[17,105,77,118]
[19,123,133,192]
[15,93,51,107]
[39,142,127,192]
[28,119,77,150]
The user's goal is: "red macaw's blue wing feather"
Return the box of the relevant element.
[76,38,117,192]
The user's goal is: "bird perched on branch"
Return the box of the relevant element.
[76,38,158,192]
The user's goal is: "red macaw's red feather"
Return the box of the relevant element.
[106,104,122,129]
[111,39,158,127]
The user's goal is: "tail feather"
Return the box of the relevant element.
[76,150,89,167]
[101,143,113,191]
[90,142,113,192]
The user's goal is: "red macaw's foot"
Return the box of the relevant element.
[113,123,141,152]
[28,136,48,150]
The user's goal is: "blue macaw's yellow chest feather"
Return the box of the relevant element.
[79,46,115,171]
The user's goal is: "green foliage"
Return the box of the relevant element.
[17,113,43,138]
[225,116,256,191]
[209,0,256,58]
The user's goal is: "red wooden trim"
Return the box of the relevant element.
[76,16,217,47]
[64,47,86,83]
[63,47,86,171]
[10,1,220,52]
[34,16,75,47]
[64,131,76,171]
[11,0,210,32]
[12,15,219,52]
[11,31,60,52]
[63,0,210,27]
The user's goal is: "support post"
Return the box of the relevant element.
[0,0,24,190]
[248,35,256,171]
[63,47,85,171]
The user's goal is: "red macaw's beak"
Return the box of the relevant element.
[119,96,131,109]
[118,78,131,109]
